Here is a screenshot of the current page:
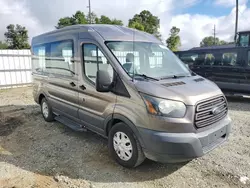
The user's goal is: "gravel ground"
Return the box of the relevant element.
[0,87,250,188]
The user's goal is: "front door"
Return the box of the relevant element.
[78,41,117,135]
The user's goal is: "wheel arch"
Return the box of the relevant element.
[38,92,48,104]
[104,114,145,148]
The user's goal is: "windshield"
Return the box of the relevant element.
[106,41,191,79]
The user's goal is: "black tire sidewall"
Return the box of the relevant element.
[41,98,54,122]
[108,122,141,168]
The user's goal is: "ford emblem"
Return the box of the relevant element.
[212,107,221,115]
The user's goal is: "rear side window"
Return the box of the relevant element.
[239,34,249,47]
[48,41,74,76]
[179,53,199,66]
[204,54,215,65]
[32,45,46,73]
[179,51,239,67]
[83,44,113,84]
[32,40,74,76]
[221,52,238,66]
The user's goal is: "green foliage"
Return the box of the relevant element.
[0,41,8,49]
[87,12,98,24]
[166,26,181,51]
[128,10,161,39]
[56,11,123,28]
[99,15,112,24]
[73,11,88,24]
[111,19,123,26]
[219,40,228,45]
[4,24,30,49]
[93,15,123,25]
[56,11,88,29]
[200,36,230,47]
[129,21,145,31]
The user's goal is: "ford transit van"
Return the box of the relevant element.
[31,25,231,168]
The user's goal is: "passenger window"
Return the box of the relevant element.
[179,53,198,66]
[179,53,207,66]
[32,40,74,76]
[195,54,205,65]
[47,40,74,76]
[239,34,249,47]
[83,44,113,83]
[221,52,238,66]
[32,46,46,73]
[204,54,215,65]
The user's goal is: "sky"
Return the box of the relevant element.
[0,0,250,50]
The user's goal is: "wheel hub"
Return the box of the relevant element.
[113,131,133,161]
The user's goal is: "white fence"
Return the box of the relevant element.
[0,50,32,89]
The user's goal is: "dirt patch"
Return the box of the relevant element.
[0,87,250,188]
[0,110,24,136]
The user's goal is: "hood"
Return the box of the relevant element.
[134,75,223,106]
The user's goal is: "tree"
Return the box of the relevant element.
[128,10,161,39]
[111,19,123,26]
[4,24,30,49]
[129,21,144,31]
[220,40,228,45]
[166,26,181,51]
[0,41,8,49]
[200,36,230,47]
[56,11,88,29]
[56,11,123,28]
[99,15,112,24]
[92,15,123,25]
[87,12,98,24]
[200,36,219,47]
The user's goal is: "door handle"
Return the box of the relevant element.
[70,82,76,87]
[79,85,86,90]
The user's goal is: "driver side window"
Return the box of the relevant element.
[83,44,114,84]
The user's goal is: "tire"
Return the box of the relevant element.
[40,98,54,122]
[108,122,145,168]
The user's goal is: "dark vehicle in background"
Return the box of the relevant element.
[175,30,250,96]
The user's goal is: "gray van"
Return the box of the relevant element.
[31,24,232,168]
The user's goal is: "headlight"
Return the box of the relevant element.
[140,93,186,118]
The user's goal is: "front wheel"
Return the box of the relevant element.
[108,122,145,168]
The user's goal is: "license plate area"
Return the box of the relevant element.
[208,126,227,145]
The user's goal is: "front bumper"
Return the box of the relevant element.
[138,116,232,163]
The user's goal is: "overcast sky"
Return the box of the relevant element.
[0,0,250,50]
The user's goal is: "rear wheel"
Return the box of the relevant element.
[41,98,54,122]
[108,122,145,168]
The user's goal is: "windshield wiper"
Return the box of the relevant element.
[134,74,159,81]
[160,75,189,80]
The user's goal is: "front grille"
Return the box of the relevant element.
[195,96,228,128]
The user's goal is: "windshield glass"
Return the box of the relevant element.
[106,41,191,79]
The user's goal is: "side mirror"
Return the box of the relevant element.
[96,70,112,92]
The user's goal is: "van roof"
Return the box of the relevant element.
[32,24,161,44]
[189,44,236,51]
